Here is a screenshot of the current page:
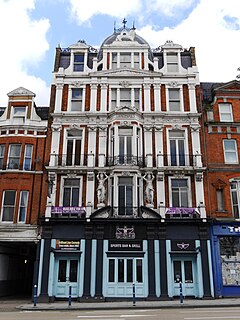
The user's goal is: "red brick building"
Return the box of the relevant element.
[0,87,49,296]
[201,80,240,297]
[201,80,240,218]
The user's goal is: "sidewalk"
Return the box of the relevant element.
[13,297,240,311]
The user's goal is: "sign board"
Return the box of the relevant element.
[52,206,86,217]
[56,240,80,251]
[109,240,142,251]
[171,240,196,251]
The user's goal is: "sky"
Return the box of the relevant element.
[0,0,240,107]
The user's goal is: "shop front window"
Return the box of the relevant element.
[220,237,240,285]
[108,258,143,283]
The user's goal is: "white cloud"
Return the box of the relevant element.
[0,0,50,106]
[69,0,142,25]
[138,0,240,82]
[146,0,196,16]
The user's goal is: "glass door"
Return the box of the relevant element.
[173,258,196,297]
[106,258,145,297]
[54,257,79,298]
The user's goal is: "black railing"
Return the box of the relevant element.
[110,207,140,218]
[158,154,202,167]
[107,156,144,167]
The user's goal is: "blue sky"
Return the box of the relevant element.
[0,0,240,106]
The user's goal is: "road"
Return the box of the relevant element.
[1,307,240,320]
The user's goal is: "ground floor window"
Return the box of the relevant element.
[108,258,143,283]
[220,237,240,285]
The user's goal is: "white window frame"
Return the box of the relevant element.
[1,190,16,222]
[12,106,27,119]
[169,177,192,208]
[120,53,131,69]
[216,189,225,212]
[70,88,83,112]
[167,87,183,112]
[111,174,138,209]
[219,103,233,122]
[8,144,21,169]
[166,52,179,72]
[167,129,188,166]
[63,128,84,166]
[60,176,82,207]
[0,144,5,169]
[73,53,85,72]
[18,191,29,223]
[230,180,240,219]
[223,139,238,164]
[23,144,33,171]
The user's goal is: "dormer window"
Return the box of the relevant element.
[73,53,84,72]
[12,106,26,119]
[219,103,233,122]
[167,53,178,72]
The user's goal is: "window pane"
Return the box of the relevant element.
[184,261,193,283]
[18,191,28,222]
[219,103,232,122]
[58,260,67,282]
[118,259,124,282]
[63,188,71,206]
[109,259,115,282]
[0,145,5,169]
[24,145,33,170]
[74,54,84,72]
[217,189,224,211]
[2,190,16,222]
[71,188,79,206]
[8,145,21,169]
[172,190,180,207]
[4,190,16,205]
[71,89,83,111]
[180,189,188,207]
[173,260,181,282]
[127,259,133,282]
[136,259,143,282]
[69,260,78,282]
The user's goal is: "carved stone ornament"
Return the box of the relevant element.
[52,124,61,131]
[72,81,83,88]
[157,172,164,181]
[70,124,81,129]
[100,83,108,89]
[56,83,64,90]
[168,81,179,87]
[173,171,185,179]
[116,226,135,239]
[119,81,130,88]
[190,125,200,132]
[195,172,203,182]
[67,173,77,178]
[172,124,182,130]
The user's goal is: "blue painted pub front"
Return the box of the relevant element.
[35,215,214,301]
[211,222,240,297]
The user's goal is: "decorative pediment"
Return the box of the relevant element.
[90,68,162,78]
[7,87,35,97]
[214,80,240,92]
[212,179,227,189]
[69,40,89,50]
